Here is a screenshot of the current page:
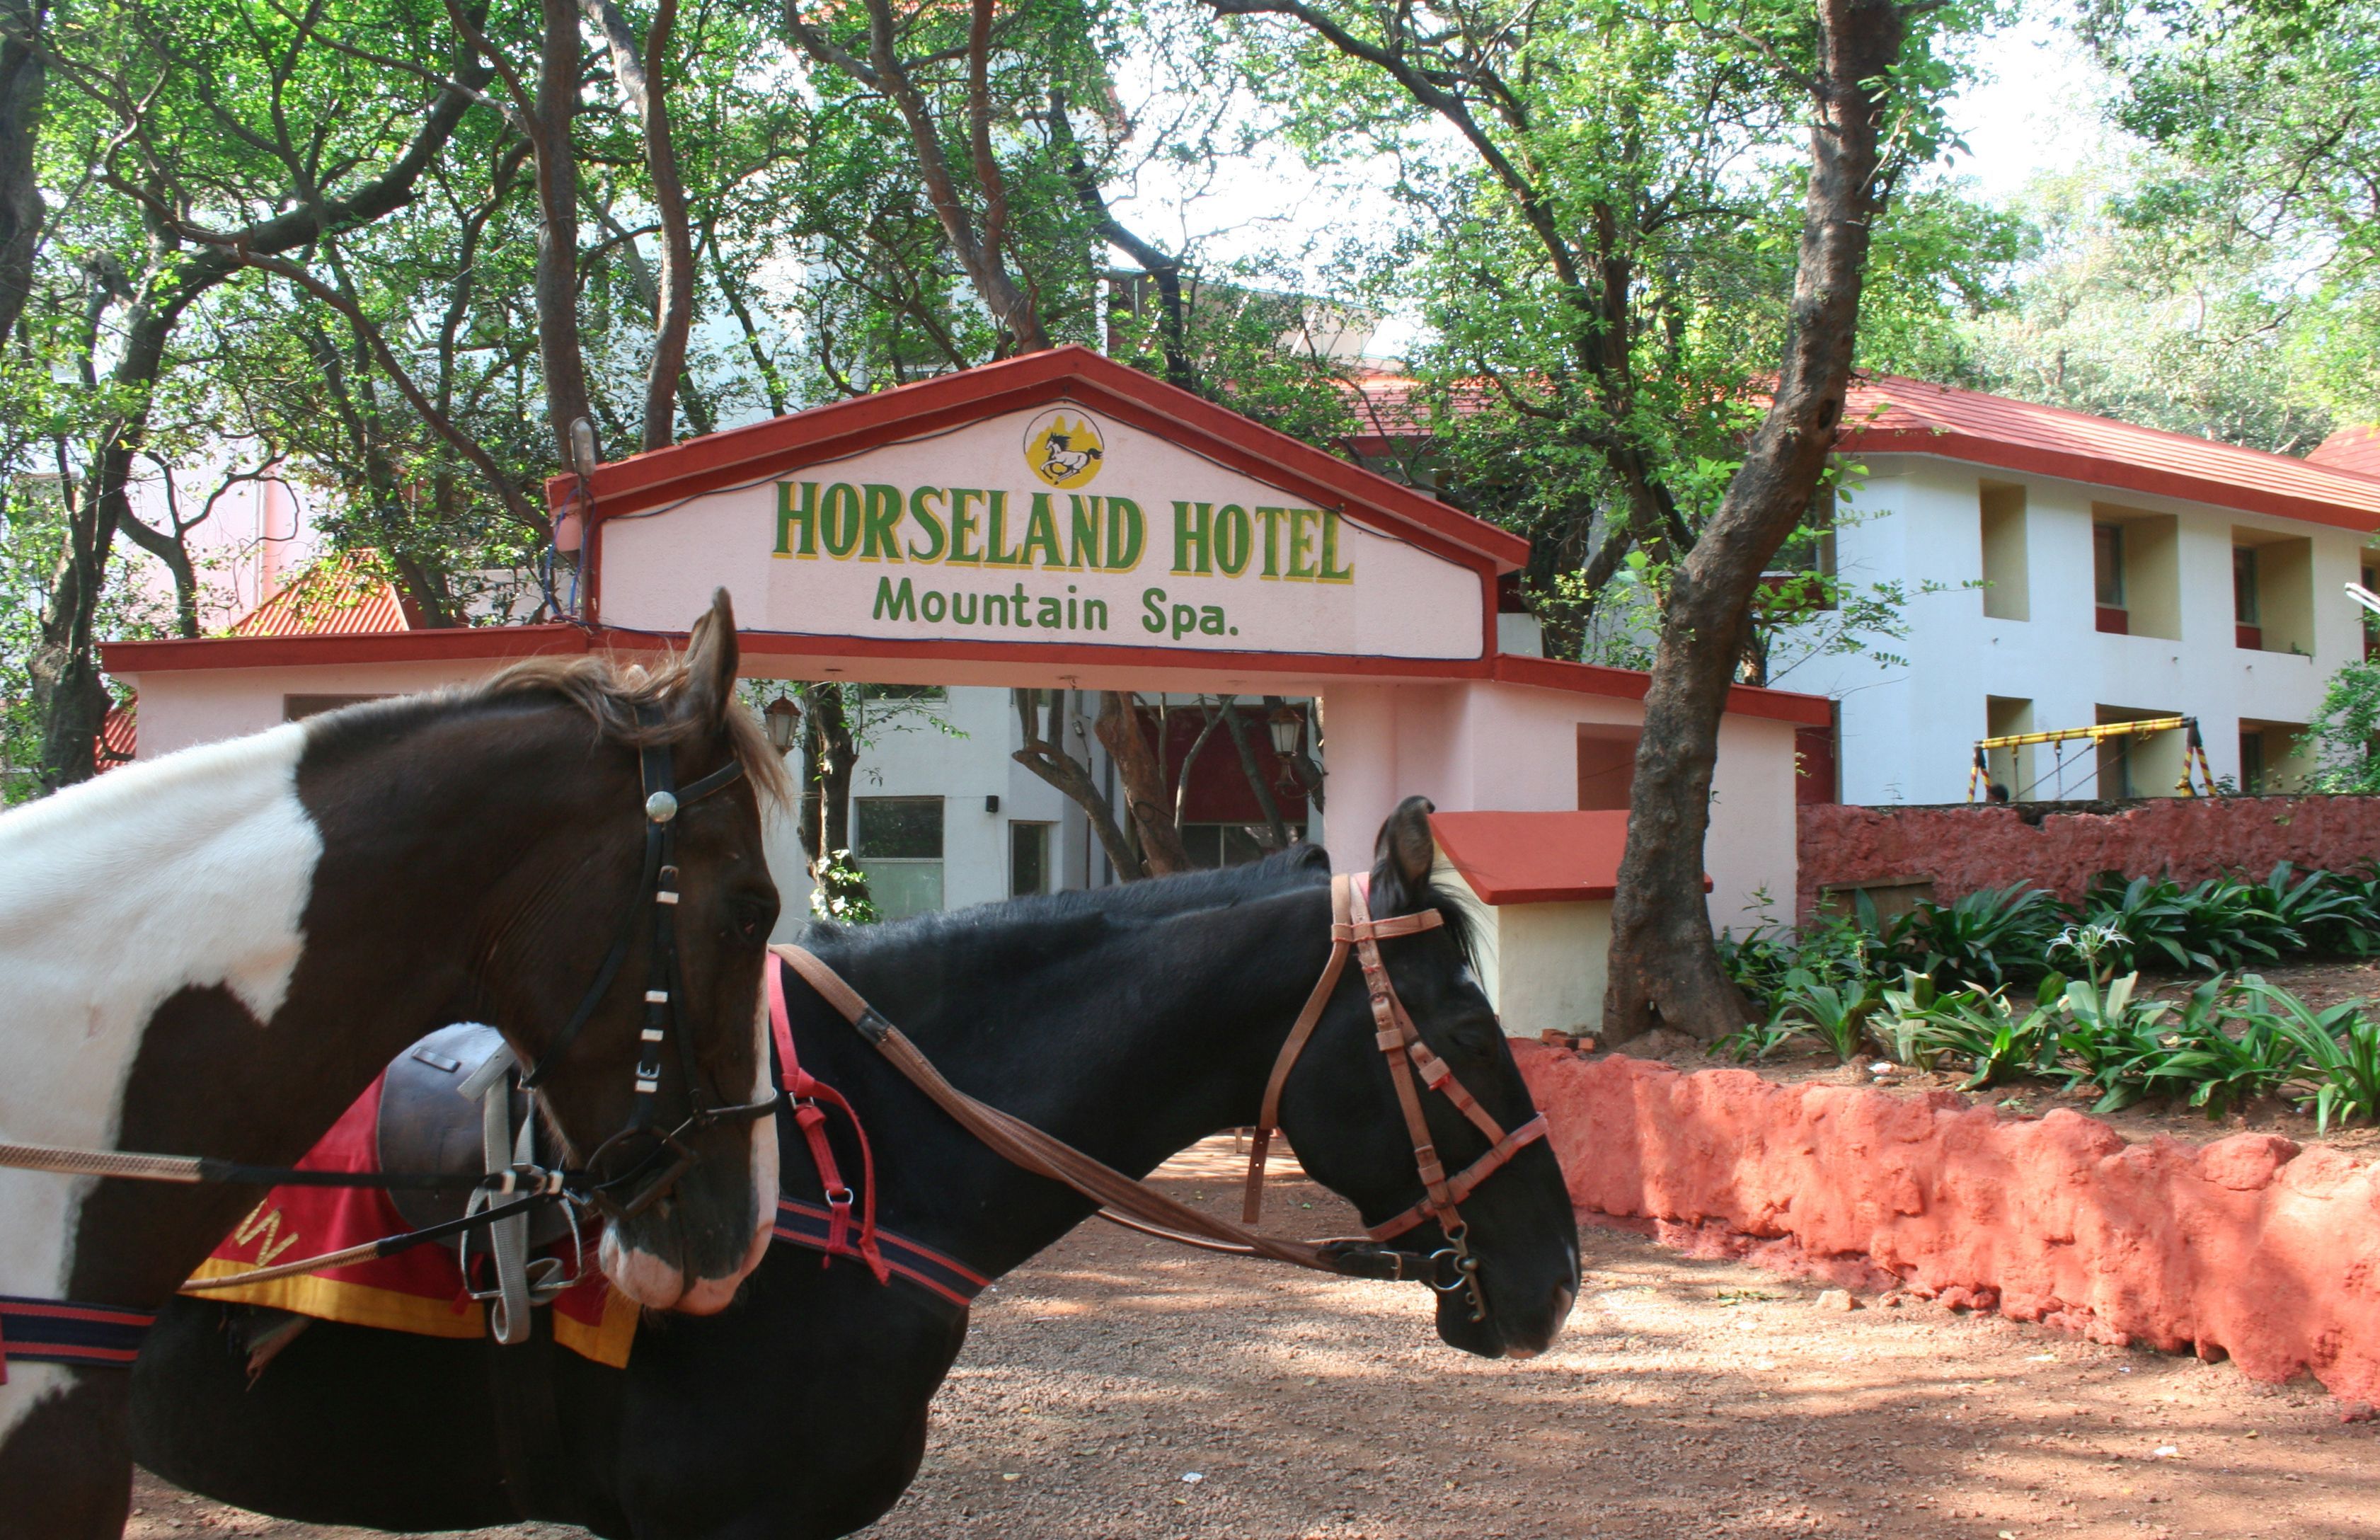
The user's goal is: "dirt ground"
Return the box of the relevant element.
[133,1138,2378,1540]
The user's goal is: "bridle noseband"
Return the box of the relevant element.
[519,704,780,1220]
[1241,873,1549,1323]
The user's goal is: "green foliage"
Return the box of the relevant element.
[2303,658,2380,794]
[1882,883,2066,991]
[1878,972,2064,1089]
[2241,977,2380,1133]
[808,850,880,925]
[1715,868,2380,1128]
[1757,970,1880,1064]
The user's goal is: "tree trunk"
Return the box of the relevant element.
[0,0,43,347]
[1603,0,1908,1045]
[798,682,859,862]
[1094,691,1192,874]
[1011,688,1140,879]
[534,0,596,465]
[1221,700,1292,849]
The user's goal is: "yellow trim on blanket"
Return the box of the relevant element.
[178,1257,638,1366]
[553,1280,640,1368]
[180,1257,483,1339]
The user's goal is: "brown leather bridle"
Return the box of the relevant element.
[775,871,1548,1323]
[1240,873,1551,1318]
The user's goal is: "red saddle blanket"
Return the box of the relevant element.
[184,1071,639,1367]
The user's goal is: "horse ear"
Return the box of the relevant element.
[1369,795,1437,912]
[678,588,740,728]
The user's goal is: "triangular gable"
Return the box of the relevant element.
[565,349,1523,665]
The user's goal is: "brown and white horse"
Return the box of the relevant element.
[0,591,786,1537]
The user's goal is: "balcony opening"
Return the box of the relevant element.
[1979,482,2028,621]
[2231,527,2314,655]
[1984,696,2033,798]
[2091,506,2180,639]
[2238,718,2313,794]
[2095,703,2185,798]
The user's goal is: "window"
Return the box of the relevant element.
[2234,546,2263,650]
[1178,822,1267,869]
[2093,523,2125,607]
[853,796,944,919]
[2091,509,2180,638]
[1576,725,1640,810]
[1009,821,1052,897]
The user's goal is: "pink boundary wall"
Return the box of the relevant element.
[1795,795,2380,919]
[1514,1042,2380,1405]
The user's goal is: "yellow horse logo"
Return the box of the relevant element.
[1023,410,1106,490]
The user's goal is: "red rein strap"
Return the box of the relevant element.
[766,958,890,1285]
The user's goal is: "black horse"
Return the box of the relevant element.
[131,798,1580,1539]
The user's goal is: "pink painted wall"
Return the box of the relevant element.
[1515,1042,2380,1405]
[1798,795,2380,919]
[1324,679,1799,923]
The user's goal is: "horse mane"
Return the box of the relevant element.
[306,650,793,807]
[805,844,1335,962]
[810,841,1480,974]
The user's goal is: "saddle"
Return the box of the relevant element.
[375,1023,577,1342]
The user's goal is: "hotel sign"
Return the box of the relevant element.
[595,403,1485,659]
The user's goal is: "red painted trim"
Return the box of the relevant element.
[98,620,1834,724]
[620,626,1491,679]
[559,348,1529,570]
[100,624,594,674]
[1487,653,1832,727]
[1847,427,2380,534]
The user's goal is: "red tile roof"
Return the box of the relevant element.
[1345,369,2380,533]
[92,703,136,774]
[1839,377,2380,534]
[1430,810,1711,905]
[2310,425,2380,478]
[230,551,415,638]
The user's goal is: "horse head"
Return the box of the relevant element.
[453,591,786,1313]
[1275,796,1580,1360]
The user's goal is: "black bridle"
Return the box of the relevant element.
[519,705,780,1221]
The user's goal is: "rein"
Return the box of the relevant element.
[771,872,1549,1321]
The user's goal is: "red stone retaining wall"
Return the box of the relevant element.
[1796,795,2380,920]
[1513,1042,2380,1406]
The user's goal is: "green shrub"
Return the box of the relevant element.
[809,849,880,924]
[1884,883,2067,991]
[1880,973,2064,1089]
[2237,977,2380,1134]
[2144,976,2304,1120]
[1752,968,1879,1064]
[2080,874,2212,973]
[2049,973,2175,1113]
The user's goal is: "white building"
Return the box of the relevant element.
[1781,379,2380,805]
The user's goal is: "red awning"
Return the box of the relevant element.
[1430,810,1708,905]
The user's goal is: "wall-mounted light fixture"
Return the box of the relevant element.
[763,694,802,752]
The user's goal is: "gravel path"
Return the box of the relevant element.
[134,1139,2377,1540]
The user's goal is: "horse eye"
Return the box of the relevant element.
[730,896,775,943]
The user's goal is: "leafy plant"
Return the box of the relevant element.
[2080,873,2212,973]
[1761,968,1880,1064]
[1885,883,2067,991]
[2253,863,2380,956]
[2144,976,2303,1120]
[2050,972,2175,1113]
[2238,978,2380,1134]
[2171,875,2289,970]
[1885,974,2064,1090]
